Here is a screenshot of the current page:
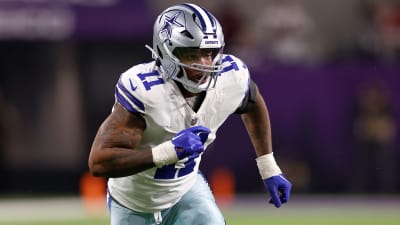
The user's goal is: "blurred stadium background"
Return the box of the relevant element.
[1,0,399,224]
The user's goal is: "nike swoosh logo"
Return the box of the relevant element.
[172,133,185,141]
[129,79,137,91]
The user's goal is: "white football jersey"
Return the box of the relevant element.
[108,54,250,212]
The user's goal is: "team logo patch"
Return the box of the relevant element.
[160,11,184,40]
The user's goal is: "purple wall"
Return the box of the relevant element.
[201,62,400,193]
[72,1,153,40]
[0,0,154,40]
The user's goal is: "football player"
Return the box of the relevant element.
[89,3,292,225]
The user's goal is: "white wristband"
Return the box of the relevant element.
[151,141,178,167]
[256,152,282,179]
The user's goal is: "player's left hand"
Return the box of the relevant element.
[263,174,292,208]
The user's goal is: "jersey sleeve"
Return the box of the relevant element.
[235,78,257,114]
[234,63,253,113]
[114,69,146,114]
[220,54,252,110]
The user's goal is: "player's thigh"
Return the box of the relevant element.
[169,173,225,225]
[109,197,152,225]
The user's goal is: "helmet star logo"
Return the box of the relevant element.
[160,11,184,39]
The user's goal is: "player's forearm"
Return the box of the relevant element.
[241,90,273,157]
[88,112,153,177]
[89,145,154,178]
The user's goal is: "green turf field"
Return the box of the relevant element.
[0,215,400,225]
[1,212,399,225]
[1,195,399,225]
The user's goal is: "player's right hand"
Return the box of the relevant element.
[172,126,211,159]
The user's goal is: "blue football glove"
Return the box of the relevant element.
[263,174,292,208]
[172,126,211,159]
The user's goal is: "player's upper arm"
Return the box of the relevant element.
[88,103,148,177]
[92,102,146,151]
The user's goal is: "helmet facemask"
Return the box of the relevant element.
[170,46,223,93]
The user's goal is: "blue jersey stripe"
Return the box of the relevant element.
[116,80,145,111]
[115,88,138,113]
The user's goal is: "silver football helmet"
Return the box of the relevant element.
[146,3,225,93]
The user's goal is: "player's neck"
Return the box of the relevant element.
[175,81,206,112]
[176,81,200,98]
